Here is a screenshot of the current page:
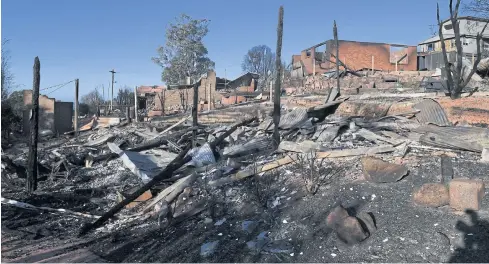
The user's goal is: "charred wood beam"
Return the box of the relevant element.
[396,54,408,64]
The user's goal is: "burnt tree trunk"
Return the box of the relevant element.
[273,6,284,148]
[192,83,198,148]
[27,57,40,193]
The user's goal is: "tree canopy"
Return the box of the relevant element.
[152,14,215,85]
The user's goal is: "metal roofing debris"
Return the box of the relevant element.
[420,132,483,153]
[108,142,178,183]
[223,137,272,158]
[414,124,489,151]
[316,125,341,142]
[413,99,452,127]
[278,107,309,130]
[419,77,447,92]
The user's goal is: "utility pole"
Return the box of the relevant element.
[109,69,116,111]
[74,79,79,137]
[134,86,138,122]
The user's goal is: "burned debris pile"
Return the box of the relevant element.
[2,93,489,262]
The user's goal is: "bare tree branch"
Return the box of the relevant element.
[462,22,489,87]
[438,3,455,97]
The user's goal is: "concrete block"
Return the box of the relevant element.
[449,179,485,211]
[481,148,489,163]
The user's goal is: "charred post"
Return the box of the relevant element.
[273,6,284,148]
[27,57,40,193]
[334,20,340,94]
[192,82,198,148]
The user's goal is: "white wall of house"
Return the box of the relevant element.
[442,18,489,38]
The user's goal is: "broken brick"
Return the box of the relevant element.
[449,179,485,211]
[361,157,409,183]
[413,183,449,208]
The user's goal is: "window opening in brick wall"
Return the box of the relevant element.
[389,45,409,64]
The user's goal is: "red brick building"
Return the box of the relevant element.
[292,40,417,77]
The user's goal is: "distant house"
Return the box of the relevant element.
[418,16,489,70]
[136,71,261,116]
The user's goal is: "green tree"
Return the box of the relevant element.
[152,14,215,85]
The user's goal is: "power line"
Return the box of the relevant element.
[40,80,75,91]
[45,81,73,95]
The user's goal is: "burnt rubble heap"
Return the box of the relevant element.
[2,94,489,263]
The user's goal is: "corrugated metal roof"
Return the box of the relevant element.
[223,137,272,157]
[414,124,489,150]
[278,107,309,129]
[413,99,452,127]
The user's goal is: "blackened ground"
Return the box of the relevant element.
[2,151,489,263]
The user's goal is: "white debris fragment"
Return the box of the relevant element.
[399,237,405,241]
[331,253,337,257]
[350,188,353,191]
[218,233,223,236]
[383,238,389,242]
[290,253,294,256]
[271,197,281,208]
[300,252,303,255]
[434,223,439,226]
[283,219,288,224]
[215,218,226,226]
[371,194,376,200]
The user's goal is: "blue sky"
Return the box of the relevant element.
[2,0,453,102]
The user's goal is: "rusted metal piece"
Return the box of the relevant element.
[413,99,451,126]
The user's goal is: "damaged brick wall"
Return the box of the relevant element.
[23,90,55,134]
[295,41,418,76]
[325,41,418,71]
[22,90,73,135]
[140,71,223,116]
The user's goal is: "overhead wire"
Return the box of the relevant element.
[40,80,75,92]
[45,81,74,95]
